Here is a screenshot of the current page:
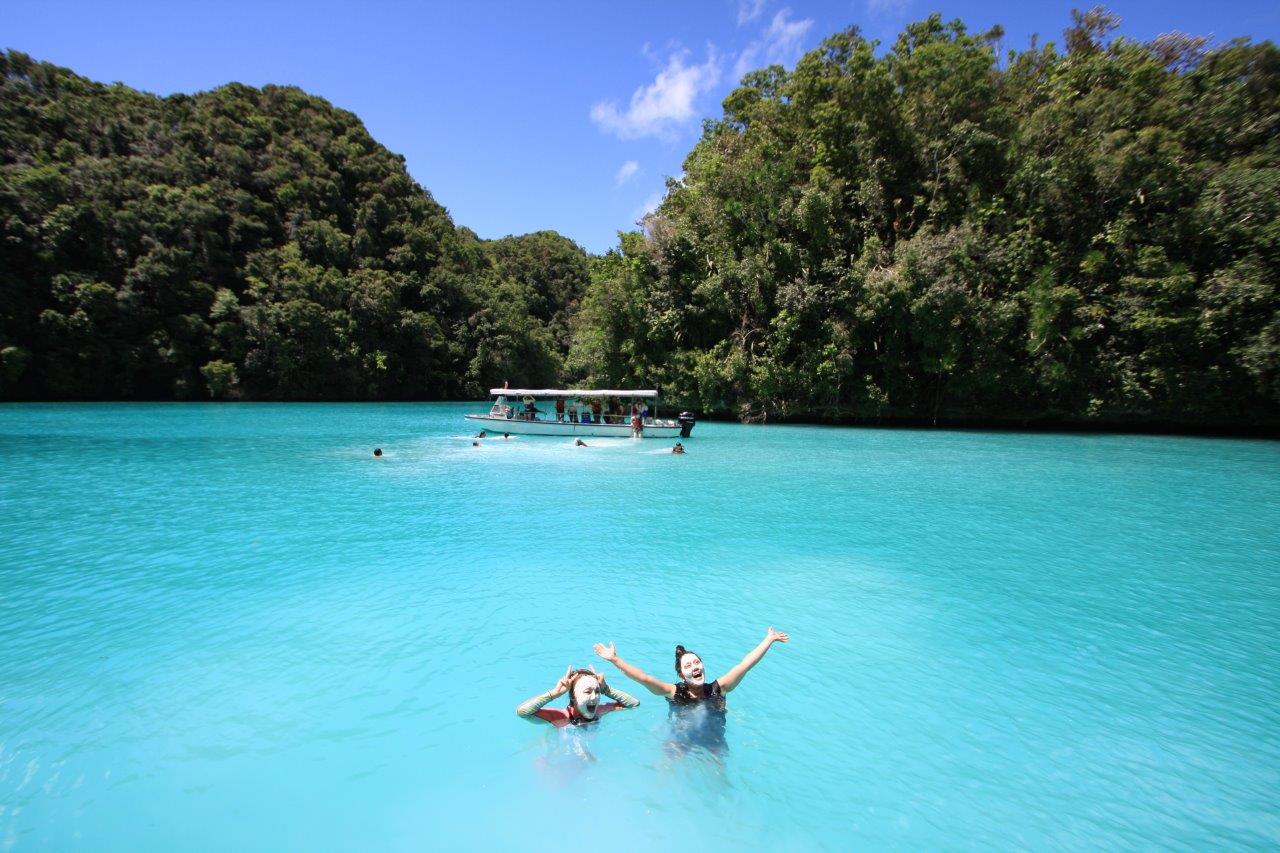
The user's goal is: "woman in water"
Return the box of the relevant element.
[516,665,639,727]
[593,628,789,752]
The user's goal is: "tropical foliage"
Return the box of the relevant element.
[0,52,584,399]
[571,11,1279,428]
[3,9,1277,430]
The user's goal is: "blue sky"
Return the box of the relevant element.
[8,1,1279,254]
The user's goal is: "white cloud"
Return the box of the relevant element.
[732,8,815,81]
[615,160,640,186]
[591,49,722,140]
[737,0,766,25]
[867,0,911,14]
[633,190,666,223]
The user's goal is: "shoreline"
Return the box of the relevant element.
[2,398,1277,439]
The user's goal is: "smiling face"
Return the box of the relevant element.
[571,675,601,718]
[678,653,705,686]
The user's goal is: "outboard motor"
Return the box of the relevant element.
[678,411,697,438]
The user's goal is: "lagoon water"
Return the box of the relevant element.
[1,403,1278,850]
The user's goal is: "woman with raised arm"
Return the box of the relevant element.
[593,628,789,753]
[515,665,639,728]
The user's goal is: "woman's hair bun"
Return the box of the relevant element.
[674,644,693,676]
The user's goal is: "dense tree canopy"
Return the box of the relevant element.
[0,51,586,400]
[3,9,1278,431]
[571,11,1279,429]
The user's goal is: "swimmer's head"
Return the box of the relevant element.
[567,669,602,719]
[373,448,382,457]
[472,441,480,447]
[675,645,704,685]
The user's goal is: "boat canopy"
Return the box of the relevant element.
[489,388,658,398]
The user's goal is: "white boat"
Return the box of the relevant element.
[465,388,695,438]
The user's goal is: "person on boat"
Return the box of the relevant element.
[516,665,639,728]
[568,403,578,423]
[590,400,602,423]
[555,398,565,422]
[593,629,789,751]
[672,442,685,454]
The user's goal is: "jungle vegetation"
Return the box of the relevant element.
[2,9,1277,430]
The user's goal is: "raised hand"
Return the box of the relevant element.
[588,664,608,693]
[554,665,573,695]
[765,626,790,644]
[593,641,617,663]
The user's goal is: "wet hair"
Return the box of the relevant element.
[373,448,382,457]
[565,668,600,717]
[674,644,700,676]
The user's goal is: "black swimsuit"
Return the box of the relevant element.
[667,680,728,753]
[670,679,726,709]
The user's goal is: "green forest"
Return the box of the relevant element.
[2,9,1278,430]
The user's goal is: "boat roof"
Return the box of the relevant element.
[490,388,658,398]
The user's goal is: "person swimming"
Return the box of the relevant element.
[594,628,789,752]
[476,430,487,439]
[672,442,685,454]
[516,665,639,728]
[575,438,588,447]
[373,448,383,457]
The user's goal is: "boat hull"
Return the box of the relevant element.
[464,414,685,438]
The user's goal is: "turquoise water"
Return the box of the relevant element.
[1,403,1278,850]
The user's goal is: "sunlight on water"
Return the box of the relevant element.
[1,403,1278,850]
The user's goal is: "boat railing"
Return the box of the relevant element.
[479,411,674,427]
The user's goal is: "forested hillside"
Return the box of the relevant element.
[571,11,1279,429]
[3,9,1278,430]
[0,51,583,400]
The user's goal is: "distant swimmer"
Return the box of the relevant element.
[575,438,588,447]
[472,441,480,447]
[477,430,488,439]
[503,432,511,440]
[594,628,789,753]
[516,665,639,728]
[671,442,685,454]
[373,448,383,457]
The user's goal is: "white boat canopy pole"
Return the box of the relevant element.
[489,388,659,398]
